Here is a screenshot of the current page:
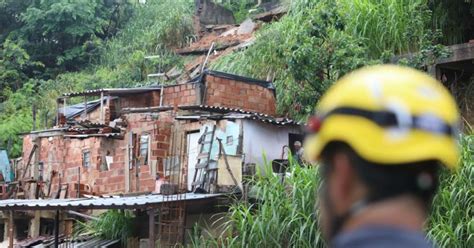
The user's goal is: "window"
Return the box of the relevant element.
[140,134,150,165]
[82,150,91,168]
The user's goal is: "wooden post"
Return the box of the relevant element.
[77,167,81,198]
[148,208,155,248]
[56,99,60,126]
[54,210,59,248]
[106,95,111,123]
[8,211,13,248]
[63,98,67,121]
[32,104,37,131]
[100,92,104,123]
[83,96,87,120]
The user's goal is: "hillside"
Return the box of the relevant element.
[1,0,473,157]
[0,0,473,247]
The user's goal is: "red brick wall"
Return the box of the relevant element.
[72,108,101,123]
[21,73,278,197]
[21,135,116,197]
[116,91,161,110]
[204,74,277,115]
[162,83,198,106]
[124,111,174,192]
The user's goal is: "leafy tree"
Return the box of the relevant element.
[0,84,35,156]
[0,39,43,94]
[12,0,132,72]
[430,0,474,45]
[0,0,31,42]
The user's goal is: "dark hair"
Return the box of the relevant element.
[320,142,440,208]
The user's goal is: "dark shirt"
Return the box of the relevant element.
[331,225,435,248]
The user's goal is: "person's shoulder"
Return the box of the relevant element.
[331,225,436,248]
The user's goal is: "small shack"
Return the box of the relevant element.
[0,70,302,247]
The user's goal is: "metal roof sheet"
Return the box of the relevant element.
[177,105,301,126]
[0,193,222,210]
[63,87,162,97]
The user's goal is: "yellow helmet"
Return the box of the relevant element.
[304,65,460,169]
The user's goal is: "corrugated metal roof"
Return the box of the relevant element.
[63,133,122,139]
[177,105,301,126]
[0,193,222,210]
[63,87,162,97]
[204,70,275,91]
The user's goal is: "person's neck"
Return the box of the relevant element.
[342,195,427,233]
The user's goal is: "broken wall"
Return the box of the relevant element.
[20,111,177,197]
[22,134,126,197]
[72,107,101,123]
[114,91,161,111]
[204,74,277,115]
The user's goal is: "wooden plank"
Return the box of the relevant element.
[21,144,38,179]
[437,43,474,64]
[8,211,13,248]
[149,208,156,248]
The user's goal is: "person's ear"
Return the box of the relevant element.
[329,152,357,214]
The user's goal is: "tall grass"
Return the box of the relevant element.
[430,0,474,45]
[338,0,430,58]
[428,134,474,247]
[75,210,135,246]
[190,157,325,247]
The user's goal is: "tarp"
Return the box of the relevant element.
[64,99,102,120]
[0,150,12,182]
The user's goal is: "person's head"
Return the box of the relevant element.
[294,141,302,150]
[303,65,460,240]
[317,141,440,238]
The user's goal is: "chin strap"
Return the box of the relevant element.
[321,181,373,242]
[328,199,368,241]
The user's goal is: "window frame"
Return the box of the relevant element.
[139,133,150,166]
[82,150,91,168]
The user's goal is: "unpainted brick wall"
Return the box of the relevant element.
[72,107,101,123]
[204,74,277,115]
[20,112,177,197]
[20,135,123,197]
[115,91,161,110]
[124,111,174,192]
[20,73,279,197]
[162,83,198,106]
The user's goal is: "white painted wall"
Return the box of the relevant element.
[242,120,301,167]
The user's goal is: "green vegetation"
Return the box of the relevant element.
[1,0,470,155]
[0,0,194,156]
[428,134,474,247]
[211,0,442,119]
[430,0,474,45]
[191,157,324,247]
[339,0,431,58]
[75,210,135,246]
[0,0,471,246]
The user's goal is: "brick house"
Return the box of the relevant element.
[20,70,301,197]
[3,70,302,246]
